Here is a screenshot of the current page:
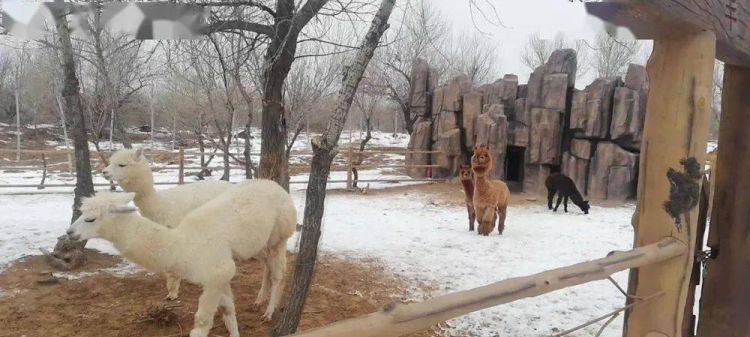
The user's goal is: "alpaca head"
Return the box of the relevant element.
[459,165,473,181]
[471,145,492,175]
[67,191,138,241]
[581,200,590,214]
[102,148,152,187]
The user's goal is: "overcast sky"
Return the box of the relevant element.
[431,0,639,85]
[1,0,649,87]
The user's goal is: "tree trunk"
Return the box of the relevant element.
[352,118,372,189]
[244,108,253,179]
[48,7,94,270]
[14,87,20,161]
[222,151,230,180]
[257,0,329,191]
[682,177,709,337]
[113,112,132,148]
[269,1,395,335]
[286,124,304,159]
[259,75,290,190]
[696,65,750,337]
[92,3,131,149]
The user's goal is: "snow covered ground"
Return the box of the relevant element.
[0,184,635,337]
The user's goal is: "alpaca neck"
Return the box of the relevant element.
[99,215,178,272]
[473,174,492,193]
[569,190,585,205]
[119,169,158,205]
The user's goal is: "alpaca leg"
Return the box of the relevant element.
[190,286,223,337]
[165,272,181,300]
[467,205,475,231]
[219,285,240,337]
[263,243,288,321]
[474,206,486,235]
[477,207,495,236]
[554,195,563,212]
[254,252,272,306]
[547,189,555,210]
[470,209,476,232]
[563,196,569,213]
[497,205,507,235]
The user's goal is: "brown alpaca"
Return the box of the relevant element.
[459,165,476,231]
[471,145,510,236]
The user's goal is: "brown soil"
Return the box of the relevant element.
[0,250,439,337]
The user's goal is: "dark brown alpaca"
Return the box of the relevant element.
[545,173,590,214]
[459,165,476,231]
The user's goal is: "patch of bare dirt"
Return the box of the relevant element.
[0,250,439,337]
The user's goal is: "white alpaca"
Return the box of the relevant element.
[67,180,297,337]
[103,148,231,300]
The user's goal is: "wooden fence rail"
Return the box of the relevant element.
[285,238,686,337]
[2,147,444,192]
[0,178,448,190]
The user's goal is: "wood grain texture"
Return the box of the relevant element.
[696,65,750,337]
[586,0,750,65]
[624,31,715,337]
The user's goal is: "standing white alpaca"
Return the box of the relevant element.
[67,180,297,337]
[103,148,231,300]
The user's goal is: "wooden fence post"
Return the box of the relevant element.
[38,152,47,190]
[696,65,750,337]
[624,31,715,337]
[178,147,184,185]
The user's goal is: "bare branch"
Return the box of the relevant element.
[203,19,274,36]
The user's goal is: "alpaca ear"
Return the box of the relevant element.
[133,148,144,161]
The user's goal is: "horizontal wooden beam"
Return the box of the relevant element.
[285,238,686,337]
[586,0,750,66]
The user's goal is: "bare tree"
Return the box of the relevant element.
[44,4,95,270]
[34,2,159,150]
[350,86,379,188]
[269,0,395,335]
[204,0,335,190]
[183,39,237,181]
[520,32,565,71]
[283,43,342,157]
[592,32,642,78]
[371,0,450,134]
[449,30,499,84]
[520,32,591,79]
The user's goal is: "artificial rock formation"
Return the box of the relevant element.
[405,50,648,200]
[587,142,638,200]
[406,119,432,178]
